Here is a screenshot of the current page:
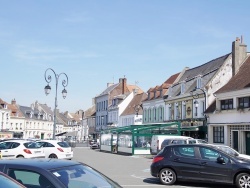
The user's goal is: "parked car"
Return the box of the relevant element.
[160,137,198,149]
[187,139,208,144]
[150,135,192,155]
[0,158,122,188]
[211,144,250,160]
[151,144,250,188]
[36,140,73,160]
[90,141,100,149]
[0,171,26,188]
[0,140,45,159]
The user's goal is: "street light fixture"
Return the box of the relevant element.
[190,87,207,120]
[44,68,68,140]
[134,104,143,117]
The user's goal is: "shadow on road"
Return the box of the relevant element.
[143,178,235,188]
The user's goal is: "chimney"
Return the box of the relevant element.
[122,78,127,94]
[232,36,247,75]
[11,99,16,105]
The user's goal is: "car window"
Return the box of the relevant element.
[197,140,207,144]
[171,140,186,144]
[200,147,229,163]
[11,143,20,149]
[0,173,24,188]
[173,146,195,158]
[0,142,13,149]
[58,142,70,148]
[217,146,237,156]
[23,142,41,148]
[8,169,56,188]
[188,140,196,144]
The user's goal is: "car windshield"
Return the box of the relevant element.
[51,164,120,188]
[217,146,239,156]
[57,142,70,148]
[24,142,41,148]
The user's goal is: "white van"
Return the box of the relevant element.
[150,135,193,155]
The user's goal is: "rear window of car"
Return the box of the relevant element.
[23,142,41,148]
[57,142,70,148]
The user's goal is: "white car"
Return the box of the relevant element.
[0,140,45,159]
[36,140,73,160]
[212,144,250,160]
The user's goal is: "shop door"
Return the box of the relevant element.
[232,131,239,152]
[246,132,250,155]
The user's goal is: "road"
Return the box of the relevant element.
[72,146,235,188]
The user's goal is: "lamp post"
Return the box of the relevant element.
[190,87,207,119]
[134,104,143,117]
[44,68,68,140]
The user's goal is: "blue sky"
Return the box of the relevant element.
[1,0,250,113]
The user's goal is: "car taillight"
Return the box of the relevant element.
[152,156,164,163]
[23,149,32,154]
[57,148,64,152]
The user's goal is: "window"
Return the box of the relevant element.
[8,169,55,188]
[197,76,202,88]
[168,106,172,120]
[181,82,185,94]
[221,99,233,110]
[199,147,229,163]
[173,146,195,158]
[238,97,250,108]
[182,103,186,119]
[213,126,224,143]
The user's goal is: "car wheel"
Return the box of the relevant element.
[49,154,58,159]
[236,173,250,188]
[16,155,24,158]
[159,168,176,185]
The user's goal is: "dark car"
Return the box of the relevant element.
[0,158,122,188]
[0,172,26,188]
[150,144,250,188]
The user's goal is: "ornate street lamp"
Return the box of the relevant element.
[134,104,143,117]
[190,87,207,120]
[44,68,68,140]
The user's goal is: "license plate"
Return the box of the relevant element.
[35,151,41,153]
[66,154,71,157]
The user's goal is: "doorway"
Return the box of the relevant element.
[246,131,250,155]
[232,131,239,152]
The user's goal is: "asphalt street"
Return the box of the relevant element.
[72,146,236,188]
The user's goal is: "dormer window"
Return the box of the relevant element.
[160,90,163,97]
[168,87,172,97]
[196,75,202,89]
[181,81,185,94]
[154,91,156,99]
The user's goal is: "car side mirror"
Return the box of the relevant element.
[217,157,225,164]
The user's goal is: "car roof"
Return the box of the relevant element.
[0,159,81,170]
[1,139,35,143]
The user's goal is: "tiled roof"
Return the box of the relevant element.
[164,72,180,84]
[205,100,216,113]
[121,93,148,116]
[40,103,53,114]
[170,53,230,97]
[127,85,143,94]
[215,55,250,94]
[178,54,230,82]
[97,83,119,96]
[144,72,181,101]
